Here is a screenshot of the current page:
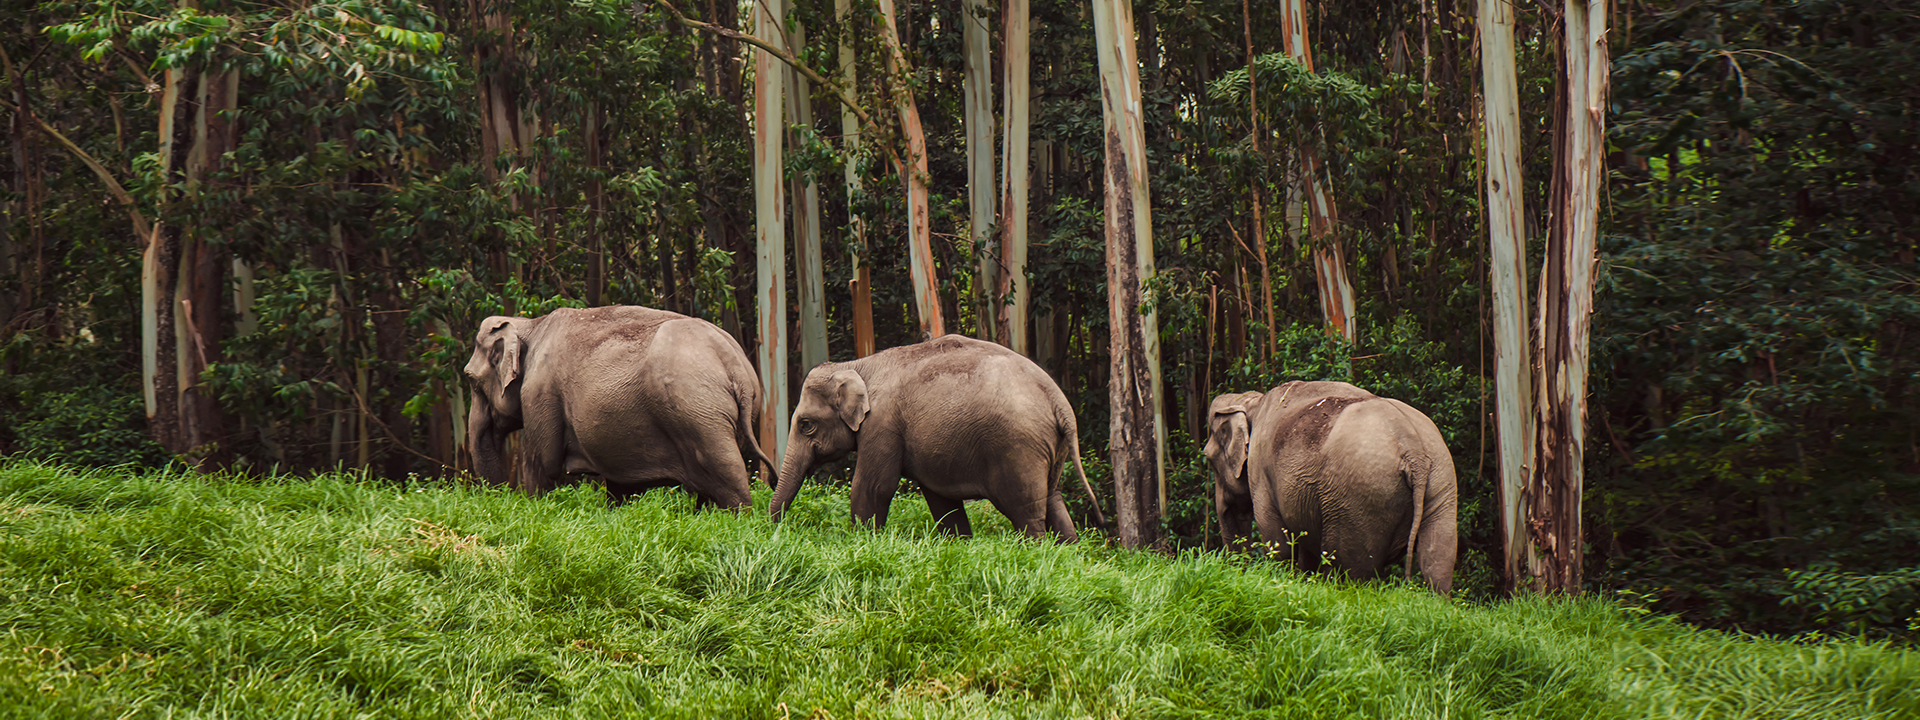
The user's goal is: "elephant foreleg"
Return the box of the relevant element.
[850,460,901,530]
[926,493,973,537]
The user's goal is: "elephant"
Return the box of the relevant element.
[462,305,776,507]
[1204,380,1457,594]
[769,334,1106,541]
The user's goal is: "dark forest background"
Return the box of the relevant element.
[0,0,1914,639]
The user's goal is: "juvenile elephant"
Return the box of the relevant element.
[463,306,775,507]
[1205,381,1457,594]
[770,335,1105,541]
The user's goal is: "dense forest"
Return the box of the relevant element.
[0,0,1914,640]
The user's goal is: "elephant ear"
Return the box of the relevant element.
[831,369,871,433]
[468,316,524,387]
[1205,392,1261,484]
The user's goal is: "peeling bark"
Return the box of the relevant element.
[1092,0,1165,549]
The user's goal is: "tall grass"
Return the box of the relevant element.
[0,459,1912,719]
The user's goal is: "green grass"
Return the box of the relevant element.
[0,460,1912,719]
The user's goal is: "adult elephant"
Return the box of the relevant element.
[1204,381,1457,594]
[463,306,775,507]
[769,335,1105,541]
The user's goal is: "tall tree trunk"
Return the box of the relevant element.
[965,0,996,342]
[787,23,829,371]
[754,0,791,467]
[1481,0,1535,593]
[1092,0,1165,549]
[1242,0,1275,359]
[173,70,237,466]
[586,100,606,306]
[143,65,194,455]
[1526,0,1609,594]
[470,0,524,313]
[995,0,1031,353]
[1277,0,1356,343]
[838,0,876,357]
[877,0,945,339]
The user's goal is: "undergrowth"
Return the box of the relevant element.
[0,459,1913,718]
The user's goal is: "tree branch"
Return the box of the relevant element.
[651,0,903,171]
[0,50,153,245]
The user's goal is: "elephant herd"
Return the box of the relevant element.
[464,305,1457,594]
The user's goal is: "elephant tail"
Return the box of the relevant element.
[1404,454,1458,596]
[737,385,779,490]
[1064,429,1108,529]
[1404,457,1428,585]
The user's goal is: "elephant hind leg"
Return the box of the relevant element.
[925,493,973,537]
[1044,493,1080,544]
[686,449,753,511]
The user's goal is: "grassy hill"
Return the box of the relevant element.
[0,461,1913,719]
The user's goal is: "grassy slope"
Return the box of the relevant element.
[0,461,1912,719]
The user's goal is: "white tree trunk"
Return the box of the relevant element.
[997,0,1031,353]
[1480,0,1535,590]
[1525,0,1609,594]
[786,22,828,372]
[754,0,790,466]
[965,0,996,342]
[1091,0,1166,548]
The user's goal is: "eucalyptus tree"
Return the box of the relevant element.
[1091,0,1167,549]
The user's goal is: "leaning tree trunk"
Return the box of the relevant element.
[1481,0,1536,593]
[754,0,791,466]
[1092,0,1166,549]
[1526,0,1609,594]
[995,0,1032,353]
[876,0,944,339]
[1277,0,1355,343]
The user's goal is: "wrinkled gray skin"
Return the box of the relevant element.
[770,335,1105,541]
[463,306,776,506]
[1205,381,1457,594]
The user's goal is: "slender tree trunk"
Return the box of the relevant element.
[1242,0,1275,359]
[877,0,945,339]
[787,24,829,371]
[586,100,606,306]
[838,0,876,357]
[1277,0,1356,343]
[995,0,1031,353]
[754,0,791,467]
[143,65,194,455]
[1092,0,1166,549]
[1526,0,1609,594]
[172,70,238,467]
[1481,0,1535,593]
[965,0,996,342]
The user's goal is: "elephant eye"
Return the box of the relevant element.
[799,419,816,436]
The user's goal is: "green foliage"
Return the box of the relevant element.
[1,461,1915,717]
[1597,0,1920,637]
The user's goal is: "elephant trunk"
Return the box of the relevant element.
[466,394,510,487]
[769,436,810,521]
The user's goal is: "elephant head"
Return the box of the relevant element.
[463,316,533,486]
[771,364,869,519]
[1205,390,1263,543]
